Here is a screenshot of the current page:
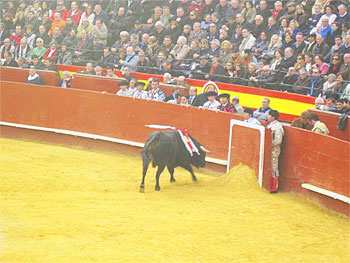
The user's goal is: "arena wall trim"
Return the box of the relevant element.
[0,121,227,166]
[302,184,350,204]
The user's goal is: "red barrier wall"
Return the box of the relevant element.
[1,81,348,216]
[0,65,319,123]
[280,126,349,215]
[71,73,122,94]
[0,81,243,161]
[0,66,59,87]
[70,74,189,96]
[308,109,350,142]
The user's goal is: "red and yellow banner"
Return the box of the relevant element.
[57,65,315,123]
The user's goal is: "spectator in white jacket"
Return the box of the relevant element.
[239,28,256,54]
[89,19,107,47]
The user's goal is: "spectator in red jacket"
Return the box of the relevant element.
[9,25,24,48]
[50,0,69,22]
[68,1,82,25]
[42,41,58,62]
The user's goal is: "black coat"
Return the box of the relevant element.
[191,93,208,107]
[0,30,10,45]
[3,58,18,67]
[75,37,93,60]
[26,75,44,85]
[208,65,225,82]
[188,95,202,107]
[279,56,297,72]
[292,42,307,56]
[266,24,279,39]
[192,63,211,80]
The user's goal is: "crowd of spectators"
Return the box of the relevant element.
[1,0,350,115]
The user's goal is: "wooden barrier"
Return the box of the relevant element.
[1,80,348,216]
[308,108,350,142]
[0,66,59,87]
[0,81,242,161]
[70,73,189,96]
[280,126,349,216]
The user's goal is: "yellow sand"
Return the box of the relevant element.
[0,138,349,263]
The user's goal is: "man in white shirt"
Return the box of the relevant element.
[243,108,262,125]
[202,91,220,110]
[147,78,166,101]
[125,78,137,97]
[133,81,148,99]
[167,93,181,104]
[116,80,129,96]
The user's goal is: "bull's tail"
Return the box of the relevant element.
[142,132,161,167]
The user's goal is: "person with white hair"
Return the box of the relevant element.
[317,17,331,40]
[26,66,44,85]
[208,39,220,58]
[335,4,349,26]
[0,38,15,59]
[119,46,139,72]
[293,68,311,95]
[31,38,47,59]
[250,66,277,90]
[14,38,31,61]
[112,31,129,51]
[316,5,337,28]
[176,76,190,89]
[189,22,207,42]
[322,73,337,92]
[93,4,109,26]
[163,72,172,84]
[253,98,271,121]
[50,0,69,21]
[59,71,71,88]
[94,65,104,76]
[154,21,168,44]
[170,36,189,65]
[252,15,265,38]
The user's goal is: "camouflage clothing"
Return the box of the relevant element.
[267,120,284,178]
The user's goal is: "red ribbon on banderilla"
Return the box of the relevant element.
[145,125,200,156]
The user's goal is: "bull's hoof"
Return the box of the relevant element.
[155,185,160,191]
[170,178,176,183]
[192,176,197,182]
[140,185,145,193]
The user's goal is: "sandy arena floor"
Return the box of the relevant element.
[0,138,349,263]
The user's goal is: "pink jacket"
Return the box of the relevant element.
[318,62,329,75]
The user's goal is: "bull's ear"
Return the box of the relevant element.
[200,146,213,154]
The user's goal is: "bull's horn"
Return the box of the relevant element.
[200,146,213,154]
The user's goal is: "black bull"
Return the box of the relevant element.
[140,131,211,192]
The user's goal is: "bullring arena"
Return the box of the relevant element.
[1,0,350,261]
[1,139,349,262]
[1,65,349,262]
